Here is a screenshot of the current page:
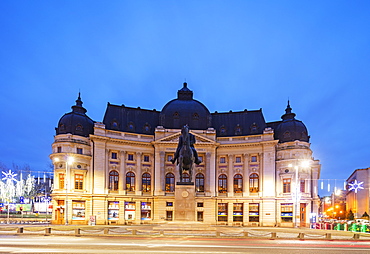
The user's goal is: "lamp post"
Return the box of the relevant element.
[289,160,310,228]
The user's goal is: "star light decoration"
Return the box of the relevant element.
[348,179,364,193]
[2,170,18,182]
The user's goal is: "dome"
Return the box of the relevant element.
[274,101,309,143]
[160,82,211,130]
[56,94,94,137]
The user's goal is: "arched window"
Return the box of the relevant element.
[182,173,190,183]
[218,174,227,193]
[233,174,243,193]
[142,173,151,192]
[249,173,259,193]
[75,124,83,131]
[235,125,242,135]
[128,122,135,131]
[195,173,204,192]
[126,172,135,191]
[109,170,119,191]
[165,173,175,192]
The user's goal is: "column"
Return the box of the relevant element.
[243,153,249,197]
[227,154,234,196]
[135,152,142,195]
[154,150,165,195]
[119,151,126,194]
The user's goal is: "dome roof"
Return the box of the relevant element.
[160,82,211,130]
[274,101,309,143]
[56,94,94,137]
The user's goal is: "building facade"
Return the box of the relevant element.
[50,83,321,226]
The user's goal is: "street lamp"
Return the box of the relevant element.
[289,159,310,228]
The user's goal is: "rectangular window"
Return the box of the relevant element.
[251,156,257,162]
[220,157,226,163]
[76,148,83,154]
[233,203,243,222]
[249,203,259,222]
[144,155,150,162]
[235,156,241,163]
[128,154,134,161]
[112,152,117,159]
[218,203,228,222]
[197,211,204,222]
[124,202,136,220]
[197,202,204,207]
[283,178,291,193]
[59,173,65,189]
[167,155,173,162]
[281,203,293,222]
[72,201,85,220]
[57,146,62,153]
[198,156,203,163]
[141,202,151,220]
[74,174,83,190]
[300,179,305,193]
[166,202,173,207]
[166,211,173,221]
[108,201,119,221]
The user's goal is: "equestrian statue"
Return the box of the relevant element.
[171,125,201,182]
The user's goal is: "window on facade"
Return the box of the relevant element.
[126,172,135,191]
[76,124,83,131]
[112,121,118,129]
[112,152,117,160]
[235,156,241,163]
[77,148,83,154]
[300,179,305,193]
[249,173,259,193]
[218,174,227,193]
[173,112,179,119]
[233,203,243,222]
[182,173,190,183]
[251,156,257,162]
[250,122,258,133]
[109,170,119,191]
[142,173,151,192]
[165,173,175,192]
[167,155,173,162]
[193,113,199,120]
[143,155,150,162]
[128,122,135,131]
[249,203,259,222]
[59,173,65,189]
[74,174,83,190]
[197,202,204,207]
[281,203,293,222]
[198,156,203,163]
[218,203,228,221]
[220,157,226,163]
[127,154,134,161]
[220,127,226,135]
[166,202,173,207]
[57,146,62,153]
[234,174,243,193]
[195,173,204,192]
[235,125,242,135]
[143,124,151,132]
[59,124,65,131]
[283,178,291,193]
[283,131,290,138]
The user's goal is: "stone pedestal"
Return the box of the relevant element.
[174,182,195,221]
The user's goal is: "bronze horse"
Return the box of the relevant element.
[178,125,194,182]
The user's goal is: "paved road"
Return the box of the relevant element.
[0,235,370,254]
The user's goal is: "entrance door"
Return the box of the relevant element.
[300,203,306,227]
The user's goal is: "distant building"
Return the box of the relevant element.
[50,83,321,226]
[346,168,370,218]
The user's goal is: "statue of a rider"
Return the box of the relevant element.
[171,125,201,165]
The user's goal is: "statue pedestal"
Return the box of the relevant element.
[174,182,195,221]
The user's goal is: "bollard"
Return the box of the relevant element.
[104,228,109,234]
[271,232,277,238]
[132,229,137,235]
[75,228,81,235]
[216,231,221,237]
[45,227,51,235]
[17,227,23,234]
[160,230,164,236]
[243,231,249,237]
[353,233,360,240]
[325,233,331,239]
[298,233,304,239]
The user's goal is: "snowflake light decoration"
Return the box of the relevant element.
[348,179,364,193]
[2,170,17,182]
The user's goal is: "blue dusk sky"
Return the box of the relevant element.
[1,1,369,195]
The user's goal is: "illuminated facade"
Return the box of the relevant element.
[346,168,369,219]
[50,83,321,226]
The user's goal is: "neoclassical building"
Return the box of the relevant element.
[50,83,321,226]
